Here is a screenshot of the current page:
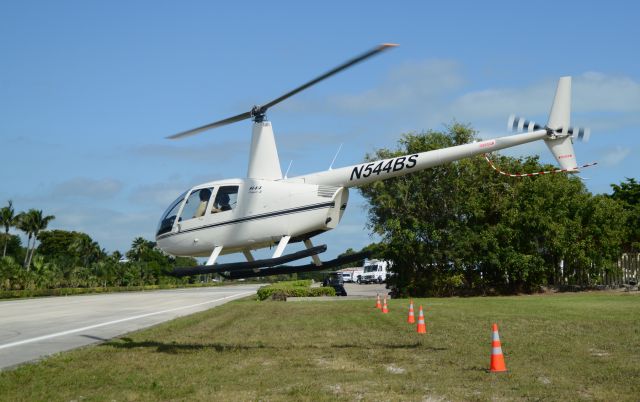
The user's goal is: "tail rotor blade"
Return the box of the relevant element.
[508,114,515,131]
[508,115,543,133]
[570,126,591,142]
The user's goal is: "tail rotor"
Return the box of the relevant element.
[507,76,593,172]
[508,114,590,143]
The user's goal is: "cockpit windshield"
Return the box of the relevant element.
[156,191,187,236]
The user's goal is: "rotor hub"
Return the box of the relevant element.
[251,105,267,123]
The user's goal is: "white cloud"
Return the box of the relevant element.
[129,139,249,162]
[51,177,124,199]
[574,72,640,113]
[289,62,640,134]
[331,59,465,113]
[50,206,158,253]
[448,72,640,131]
[600,146,631,166]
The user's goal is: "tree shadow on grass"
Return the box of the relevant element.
[103,338,446,355]
[331,342,447,351]
[104,337,274,354]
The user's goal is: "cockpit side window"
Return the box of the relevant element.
[180,187,214,221]
[211,186,239,214]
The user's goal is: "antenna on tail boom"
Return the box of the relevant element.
[329,143,343,170]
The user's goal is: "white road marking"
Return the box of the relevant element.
[0,291,254,351]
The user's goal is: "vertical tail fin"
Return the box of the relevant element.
[547,76,571,131]
[544,76,578,171]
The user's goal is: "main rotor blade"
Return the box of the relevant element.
[166,110,253,140]
[166,43,397,140]
[260,43,398,111]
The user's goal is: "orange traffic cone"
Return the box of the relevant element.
[407,299,415,324]
[382,295,389,313]
[489,323,507,372]
[375,294,382,309]
[416,306,426,333]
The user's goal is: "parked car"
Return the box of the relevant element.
[323,273,347,296]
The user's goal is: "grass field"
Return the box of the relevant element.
[1,292,639,401]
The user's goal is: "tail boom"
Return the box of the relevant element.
[289,129,548,187]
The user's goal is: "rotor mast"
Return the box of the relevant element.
[247,120,283,179]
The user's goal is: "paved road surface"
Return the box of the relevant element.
[343,283,389,297]
[0,284,260,370]
[290,283,389,301]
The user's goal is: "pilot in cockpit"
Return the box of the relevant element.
[194,189,211,218]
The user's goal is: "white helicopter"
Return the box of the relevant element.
[157,44,590,279]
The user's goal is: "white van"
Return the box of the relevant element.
[338,267,365,283]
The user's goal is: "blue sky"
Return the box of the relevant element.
[1,1,638,260]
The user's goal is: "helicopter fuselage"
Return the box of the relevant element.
[155,178,349,257]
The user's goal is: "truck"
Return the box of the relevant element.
[360,259,390,284]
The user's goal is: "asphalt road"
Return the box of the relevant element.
[343,283,389,297]
[0,284,260,370]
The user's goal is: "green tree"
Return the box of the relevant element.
[609,178,640,252]
[360,124,483,296]
[127,237,154,261]
[38,230,105,269]
[580,195,628,283]
[0,200,19,258]
[1,235,23,260]
[20,209,55,270]
[15,211,34,268]
[359,123,626,296]
[110,250,123,262]
[69,234,104,267]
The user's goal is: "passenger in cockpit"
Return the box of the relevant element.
[212,192,231,213]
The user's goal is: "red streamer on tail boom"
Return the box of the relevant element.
[484,154,597,177]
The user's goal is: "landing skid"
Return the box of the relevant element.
[171,245,327,277]
[221,250,371,279]
[170,247,371,280]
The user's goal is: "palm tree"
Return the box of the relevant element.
[15,212,33,268]
[128,237,151,261]
[18,209,55,270]
[70,235,102,267]
[111,250,123,262]
[0,200,17,257]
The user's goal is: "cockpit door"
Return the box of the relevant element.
[176,187,215,232]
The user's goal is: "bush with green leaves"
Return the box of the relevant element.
[257,280,335,300]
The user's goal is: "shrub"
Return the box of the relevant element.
[0,282,224,300]
[256,281,335,300]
